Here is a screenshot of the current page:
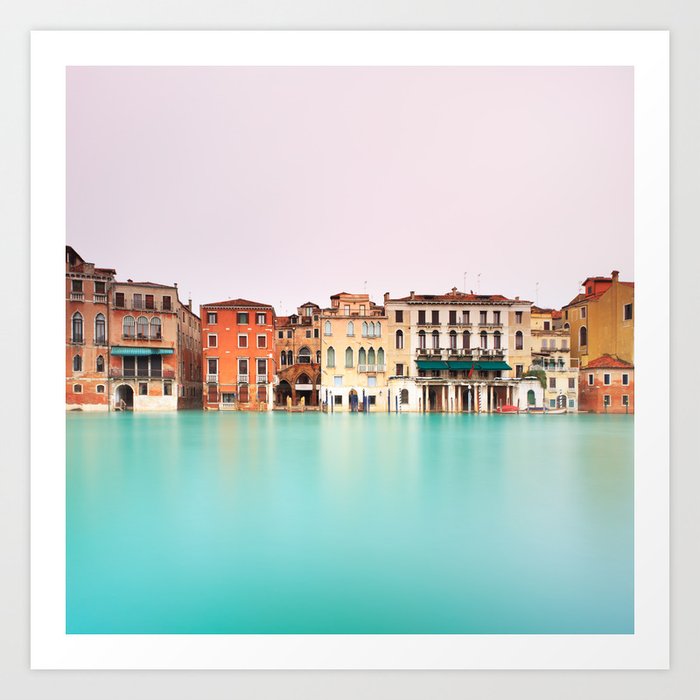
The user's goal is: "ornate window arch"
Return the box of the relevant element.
[324,320,332,336]
[515,330,523,350]
[579,326,588,348]
[136,316,149,338]
[367,347,376,365]
[94,313,106,344]
[122,315,135,338]
[345,347,354,368]
[96,355,105,372]
[418,330,426,349]
[377,347,385,366]
[395,329,404,349]
[462,330,471,349]
[73,354,82,372]
[358,347,367,365]
[347,321,354,336]
[71,312,83,343]
[150,317,162,339]
[326,347,335,367]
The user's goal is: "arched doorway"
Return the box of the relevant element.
[400,389,409,405]
[295,373,312,405]
[115,384,134,410]
[276,380,292,406]
[527,389,536,406]
[349,389,359,412]
[462,387,473,412]
[428,388,438,412]
[556,394,567,409]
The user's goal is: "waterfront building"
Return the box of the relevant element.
[65,246,115,410]
[273,302,321,407]
[579,354,634,413]
[383,288,538,412]
[529,307,578,411]
[319,293,388,411]
[109,281,200,411]
[562,270,634,369]
[201,299,275,410]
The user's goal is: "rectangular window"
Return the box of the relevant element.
[115,292,125,307]
[208,334,217,348]
[359,305,366,315]
[549,377,556,389]
[603,373,611,385]
[580,306,587,319]
[550,399,556,408]
[73,384,82,393]
[418,310,426,324]
[368,395,376,405]
[278,331,284,339]
[344,305,350,316]
[257,334,267,348]
[395,310,403,322]
[71,279,83,293]
[515,311,522,324]
[622,373,629,386]
[94,281,106,295]
[569,399,575,408]
[237,312,249,324]
[449,310,457,324]
[257,358,267,377]
[493,311,501,324]
[480,310,488,324]
[604,394,611,406]
[334,376,342,387]
[96,384,105,393]
[622,395,629,406]
[623,303,633,321]
[164,382,172,396]
[139,382,148,396]
[515,364,523,378]
[314,328,319,338]
[207,358,218,375]
[588,373,594,385]
[396,363,404,376]
[207,384,218,403]
[305,330,312,338]
[238,334,248,348]
[334,395,343,405]
[238,357,249,374]
[145,294,155,310]
[207,312,217,324]
[568,377,576,389]
[543,321,550,330]
[256,312,266,324]
[368,376,377,387]
[162,295,172,311]
[462,310,470,324]
[431,310,440,324]
[133,293,143,309]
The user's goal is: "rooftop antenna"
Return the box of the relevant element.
[477,273,481,294]
[363,280,367,294]
[535,281,540,306]
[463,271,467,293]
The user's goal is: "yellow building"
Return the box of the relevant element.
[320,293,388,411]
[562,270,634,368]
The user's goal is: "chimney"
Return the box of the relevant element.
[174,282,178,288]
[410,290,415,300]
[611,270,619,282]
[383,292,390,304]
[515,296,520,301]
[451,287,458,295]
[188,298,192,310]
[127,278,133,283]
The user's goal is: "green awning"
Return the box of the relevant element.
[110,346,174,356]
[447,360,511,371]
[416,360,450,370]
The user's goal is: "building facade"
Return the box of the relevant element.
[530,306,579,411]
[201,299,275,410]
[66,247,115,410]
[273,302,321,407]
[319,293,388,411]
[383,288,539,412]
[579,354,634,413]
[562,270,634,369]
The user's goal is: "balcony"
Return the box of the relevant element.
[70,292,84,301]
[478,322,503,329]
[110,368,175,379]
[238,374,249,384]
[256,374,268,383]
[69,336,84,345]
[94,294,108,303]
[206,374,218,383]
[358,364,386,373]
[122,333,163,341]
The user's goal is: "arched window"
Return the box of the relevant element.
[316,350,321,364]
[362,322,368,337]
[347,321,354,336]
[136,316,148,338]
[579,326,588,348]
[395,329,404,349]
[96,355,104,372]
[369,322,375,338]
[377,347,385,366]
[345,347,354,368]
[432,330,440,349]
[367,347,375,365]
[449,330,457,349]
[122,315,135,338]
[280,352,287,366]
[298,346,311,364]
[515,330,523,350]
[71,312,83,343]
[418,330,426,349]
[324,320,332,336]
[564,322,570,330]
[493,331,501,349]
[94,313,106,344]
[73,354,82,372]
[480,331,488,349]
[150,317,161,339]
[376,322,381,337]
[400,389,409,404]
[462,330,471,349]
[286,350,293,365]
[327,347,335,367]
[358,347,367,365]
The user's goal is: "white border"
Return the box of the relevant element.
[31,30,669,669]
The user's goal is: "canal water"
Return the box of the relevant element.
[66,412,634,634]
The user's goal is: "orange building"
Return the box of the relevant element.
[66,247,116,410]
[109,281,201,410]
[273,302,322,407]
[579,354,634,414]
[201,299,275,410]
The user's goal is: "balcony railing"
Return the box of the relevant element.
[93,294,108,303]
[256,374,268,383]
[113,302,173,312]
[110,368,175,379]
[70,292,84,301]
[358,364,386,373]
[122,333,163,341]
[238,374,249,384]
[206,374,218,383]
[70,336,84,345]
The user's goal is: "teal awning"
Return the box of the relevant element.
[447,360,511,370]
[111,346,174,356]
[416,360,449,370]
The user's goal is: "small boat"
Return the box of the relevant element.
[520,406,567,415]
[496,405,520,414]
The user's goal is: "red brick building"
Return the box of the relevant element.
[201,299,275,410]
[66,246,115,410]
[579,354,634,414]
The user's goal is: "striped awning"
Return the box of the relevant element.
[110,346,174,356]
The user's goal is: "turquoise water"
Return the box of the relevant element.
[66,412,633,634]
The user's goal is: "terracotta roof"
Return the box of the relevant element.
[116,281,177,289]
[551,310,563,319]
[390,291,524,304]
[584,354,634,369]
[203,298,274,309]
[300,301,320,308]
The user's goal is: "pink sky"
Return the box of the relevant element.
[67,67,633,313]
